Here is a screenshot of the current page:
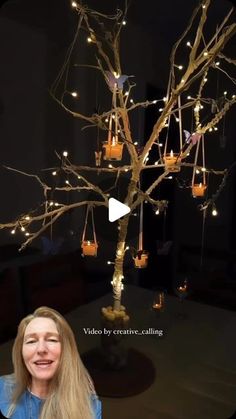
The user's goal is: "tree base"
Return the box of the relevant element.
[82,347,156,397]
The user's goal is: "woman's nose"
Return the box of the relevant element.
[36,340,48,353]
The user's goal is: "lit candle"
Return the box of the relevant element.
[152,292,164,311]
[177,280,188,294]
[134,252,149,268]
[192,183,207,197]
[103,142,124,160]
[81,240,98,256]
[163,150,181,172]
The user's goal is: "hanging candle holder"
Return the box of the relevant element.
[192,182,207,197]
[103,83,124,161]
[133,201,149,269]
[163,95,183,172]
[134,250,149,268]
[103,135,124,161]
[81,205,98,257]
[163,150,182,172]
[191,135,207,198]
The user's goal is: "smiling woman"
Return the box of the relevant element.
[0,307,101,419]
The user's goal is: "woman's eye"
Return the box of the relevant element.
[48,339,58,342]
[26,340,36,344]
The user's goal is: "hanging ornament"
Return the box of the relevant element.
[103,82,124,161]
[191,135,207,197]
[163,149,182,172]
[81,205,98,256]
[163,95,183,172]
[133,201,149,268]
[95,151,102,167]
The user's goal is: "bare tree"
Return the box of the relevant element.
[0,0,236,325]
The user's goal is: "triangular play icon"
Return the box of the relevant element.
[108,198,130,222]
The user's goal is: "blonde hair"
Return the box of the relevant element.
[8,306,95,419]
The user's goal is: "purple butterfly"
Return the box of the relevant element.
[184,130,201,145]
[105,71,129,90]
[157,240,172,255]
[41,236,64,255]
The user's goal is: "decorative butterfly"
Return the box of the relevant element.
[183,130,201,145]
[157,240,172,255]
[41,236,64,255]
[105,71,130,90]
[95,151,102,167]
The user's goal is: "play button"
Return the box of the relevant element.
[108,198,130,222]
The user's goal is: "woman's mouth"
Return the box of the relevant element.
[34,360,54,368]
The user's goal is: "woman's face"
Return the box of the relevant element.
[22,317,61,385]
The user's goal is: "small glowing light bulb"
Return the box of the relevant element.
[134,141,138,145]
[108,164,113,168]
[87,37,92,43]
[187,95,191,100]
[152,100,157,104]
[65,180,69,185]
[181,79,185,83]
[155,209,160,215]
[130,98,134,103]
[159,108,163,112]
[203,51,208,56]
[196,169,200,174]
[52,171,57,176]
[71,91,78,97]
[25,232,30,236]
[71,1,77,7]
[186,41,191,47]
[21,226,25,232]
[11,229,16,235]
[202,4,206,9]
[201,167,206,172]
[204,78,208,82]
[124,91,129,96]
[212,208,218,216]
[215,61,220,66]
[25,215,30,220]
[224,91,227,96]
[63,151,68,157]
[122,20,127,25]
[178,65,183,70]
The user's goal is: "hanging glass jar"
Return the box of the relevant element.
[81,205,98,256]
